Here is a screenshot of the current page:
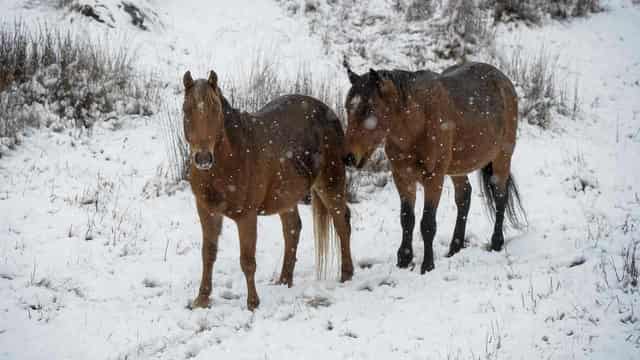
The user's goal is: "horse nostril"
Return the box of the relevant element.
[194,151,214,168]
[343,153,356,167]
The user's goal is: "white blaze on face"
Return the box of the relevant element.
[349,95,361,113]
[440,121,454,131]
[197,101,205,113]
[364,115,378,130]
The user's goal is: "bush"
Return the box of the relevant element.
[223,54,345,120]
[435,0,495,61]
[486,0,602,24]
[488,0,542,23]
[548,0,602,19]
[492,45,579,128]
[159,101,190,183]
[0,20,157,155]
[405,0,434,22]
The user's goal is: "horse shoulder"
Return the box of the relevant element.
[418,82,457,174]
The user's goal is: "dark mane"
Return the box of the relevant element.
[355,69,438,105]
[219,92,238,117]
[218,90,254,146]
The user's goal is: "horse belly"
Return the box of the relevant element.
[447,121,502,175]
[258,169,311,214]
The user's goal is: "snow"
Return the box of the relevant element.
[1,0,640,359]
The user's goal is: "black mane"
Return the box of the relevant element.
[351,69,438,106]
[218,90,254,147]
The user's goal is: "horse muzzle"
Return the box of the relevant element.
[194,151,214,170]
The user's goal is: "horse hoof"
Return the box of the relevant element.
[397,258,412,269]
[340,269,354,283]
[491,234,504,251]
[397,248,413,268]
[420,262,435,274]
[190,295,211,309]
[275,277,293,288]
[447,238,464,257]
[247,296,260,311]
[446,246,462,258]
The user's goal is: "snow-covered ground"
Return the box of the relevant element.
[1,0,639,359]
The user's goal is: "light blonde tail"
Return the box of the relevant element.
[311,190,340,280]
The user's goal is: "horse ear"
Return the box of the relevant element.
[183,70,194,89]
[208,70,218,88]
[343,57,359,84]
[378,79,400,105]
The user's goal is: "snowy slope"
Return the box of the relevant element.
[0,0,344,82]
[1,0,639,359]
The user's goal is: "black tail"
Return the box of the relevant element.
[479,163,528,229]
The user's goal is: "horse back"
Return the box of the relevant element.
[255,95,343,138]
[249,94,344,179]
[437,62,516,128]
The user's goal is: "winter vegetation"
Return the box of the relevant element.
[285,0,590,128]
[486,0,603,23]
[0,20,158,157]
[1,0,639,359]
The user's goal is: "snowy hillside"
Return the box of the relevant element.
[1,0,639,359]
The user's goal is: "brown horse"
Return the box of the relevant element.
[183,70,353,311]
[342,61,526,274]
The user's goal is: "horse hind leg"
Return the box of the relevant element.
[448,175,471,257]
[314,179,354,282]
[277,206,302,287]
[420,172,445,274]
[484,153,512,251]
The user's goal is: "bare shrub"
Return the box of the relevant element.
[486,0,602,24]
[548,0,602,19]
[621,240,639,288]
[54,0,75,9]
[224,53,285,113]
[224,55,344,118]
[435,0,495,61]
[492,45,577,128]
[405,0,434,22]
[159,101,189,183]
[488,0,542,23]
[0,20,158,155]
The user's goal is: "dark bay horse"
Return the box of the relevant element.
[342,61,526,274]
[183,70,353,311]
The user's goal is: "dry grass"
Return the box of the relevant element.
[0,20,157,149]
[492,44,579,128]
[486,0,602,24]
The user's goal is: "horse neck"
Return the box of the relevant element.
[216,95,249,161]
[387,98,427,150]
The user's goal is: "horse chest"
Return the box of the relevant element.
[192,169,249,213]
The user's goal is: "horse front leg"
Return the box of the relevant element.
[191,200,223,309]
[392,169,417,269]
[235,213,260,311]
[420,173,444,274]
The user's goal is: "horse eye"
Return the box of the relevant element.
[358,106,371,121]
